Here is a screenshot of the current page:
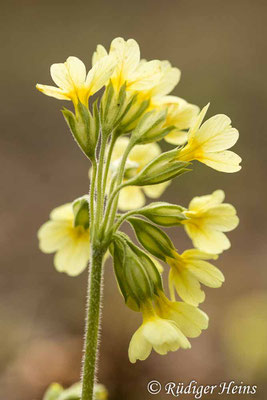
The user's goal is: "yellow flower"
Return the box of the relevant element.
[152,95,200,145]
[155,291,209,338]
[92,37,163,93]
[128,300,191,363]
[37,203,90,276]
[177,104,242,172]
[167,249,224,306]
[36,55,115,107]
[183,190,239,253]
[109,137,169,211]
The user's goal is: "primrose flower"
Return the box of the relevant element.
[36,55,115,107]
[128,300,191,363]
[92,37,163,93]
[183,190,239,253]
[167,249,224,306]
[38,203,90,276]
[155,291,209,338]
[177,104,242,172]
[109,137,169,210]
[152,95,200,145]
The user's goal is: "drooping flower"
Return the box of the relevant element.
[176,104,242,172]
[152,95,200,145]
[36,55,115,107]
[109,137,169,211]
[128,300,191,363]
[167,249,224,306]
[182,190,239,253]
[37,203,90,276]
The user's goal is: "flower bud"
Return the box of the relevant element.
[72,195,89,229]
[62,100,99,159]
[131,109,172,144]
[127,148,190,186]
[43,383,63,400]
[136,202,187,226]
[128,217,175,261]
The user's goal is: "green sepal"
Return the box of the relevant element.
[100,82,130,135]
[62,100,99,159]
[72,195,89,229]
[118,97,150,133]
[111,235,156,311]
[131,109,169,145]
[120,233,164,292]
[127,148,191,186]
[135,202,187,226]
[128,217,175,261]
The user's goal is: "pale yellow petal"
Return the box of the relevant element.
[129,141,161,167]
[92,44,108,66]
[111,137,130,161]
[128,326,152,363]
[196,115,239,152]
[169,268,205,306]
[110,37,140,77]
[50,203,74,221]
[202,204,239,231]
[86,56,116,94]
[129,60,162,91]
[188,190,225,211]
[185,224,231,253]
[118,186,145,211]
[152,62,181,97]
[187,260,225,288]
[36,84,70,100]
[164,129,188,145]
[65,56,86,87]
[188,103,210,141]
[200,150,242,172]
[143,181,169,198]
[50,62,73,91]
[172,302,209,338]
[37,220,72,253]
[54,233,90,276]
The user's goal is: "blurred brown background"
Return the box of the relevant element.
[1,0,267,399]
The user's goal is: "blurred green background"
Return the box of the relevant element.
[1,0,267,399]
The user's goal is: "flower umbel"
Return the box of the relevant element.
[36,36,241,400]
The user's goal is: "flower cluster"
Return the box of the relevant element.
[37,37,241,367]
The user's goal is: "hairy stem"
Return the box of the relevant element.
[89,158,97,239]
[95,133,108,233]
[81,245,105,400]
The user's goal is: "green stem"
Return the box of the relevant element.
[81,245,105,400]
[101,132,117,200]
[94,133,108,233]
[104,142,133,234]
[89,158,97,239]
[112,209,139,233]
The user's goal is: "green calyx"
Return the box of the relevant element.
[62,100,99,159]
[72,195,90,230]
[128,217,175,261]
[110,234,163,311]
